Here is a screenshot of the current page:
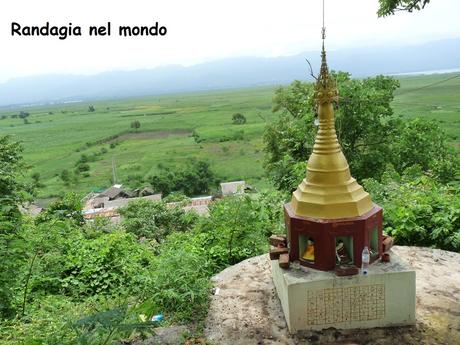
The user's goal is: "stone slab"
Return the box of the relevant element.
[272,251,416,333]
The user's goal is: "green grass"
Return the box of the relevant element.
[392,73,460,146]
[1,73,459,200]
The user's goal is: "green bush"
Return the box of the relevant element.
[17,219,156,302]
[145,245,212,322]
[0,295,155,345]
[190,192,285,269]
[75,162,90,173]
[60,230,156,298]
[72,300,156,345]
[364,166,460,252]
[0,295,81,345]
[141,191,285,322]
[36,192,84,225]
[232,113,246,125]
[119,199,198,242]
[162,191,190,203]
[60,169,71,183]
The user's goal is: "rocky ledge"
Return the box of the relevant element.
[204,246,460,345]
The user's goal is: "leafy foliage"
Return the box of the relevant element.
[0,136,27,317]
[119,199,198,242]
[17,219,88,317]
[364,166,460,252]
[130,120,141,131]
[232,113,246,124]
[144,190,285,321]
[148,159,216,196]
[18,111,30,119]
[145,246,212,322]
[162,191,190,203]
[1,295,156,345]
[1,176,285,335]
[61,169,71,184]
[1,295,82,344]
[72,302,157,345]
[184,191,285,269]
[60,231,156,298]
[36,192,84,225]
[0,214,159,343]
[264,74,458,192]
[0,135,26,228]
[391,118,458,182]
[378,0,431,17]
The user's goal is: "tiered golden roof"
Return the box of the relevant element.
[290,37,373,219]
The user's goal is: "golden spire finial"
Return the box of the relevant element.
[315,5,337,105]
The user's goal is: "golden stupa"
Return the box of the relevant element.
[291,33,373,219]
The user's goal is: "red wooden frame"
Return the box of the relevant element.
[284,203,383,271]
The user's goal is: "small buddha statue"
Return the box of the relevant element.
[302,239,315,261]
[335,240,352,264]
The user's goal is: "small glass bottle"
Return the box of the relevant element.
[361,246,370,276]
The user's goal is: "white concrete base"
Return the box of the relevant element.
[272,251,416,333]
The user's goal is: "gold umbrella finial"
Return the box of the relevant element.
[315,7,338,105]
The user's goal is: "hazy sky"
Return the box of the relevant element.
[1,0,459,83]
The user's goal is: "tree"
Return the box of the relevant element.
[264,73,400,191]
[130,120,141,132]
[393,118,458,183]
[378,0,430,16]
[263,73,456,192]
[60,169,71,184]
[232,113,246,125]
[0,136,27,317]
[75,163,90,173]
[31,172,44,189]
[148,159,216,196]
[0,136,26,227]
[19,111,30,119]
[88,105,95,112]
[180,160,216,196]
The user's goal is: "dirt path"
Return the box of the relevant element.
[204,246,460,345]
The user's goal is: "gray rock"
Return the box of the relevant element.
[137,325,189,345]
[204,247,460,345]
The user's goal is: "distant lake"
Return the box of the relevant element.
[392,68,460,76]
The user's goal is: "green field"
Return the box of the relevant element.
[0,87,278,200]
[1,73,459,200]
[393,73,460,146]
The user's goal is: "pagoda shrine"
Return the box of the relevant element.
[270,13,416,333]
[285,31,383,273]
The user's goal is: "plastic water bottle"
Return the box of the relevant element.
[361,246,370,276]
[151,314,164,322]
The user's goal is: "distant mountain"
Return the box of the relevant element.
[0,38,459,107]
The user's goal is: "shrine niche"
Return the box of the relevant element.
[285,203,383,272]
